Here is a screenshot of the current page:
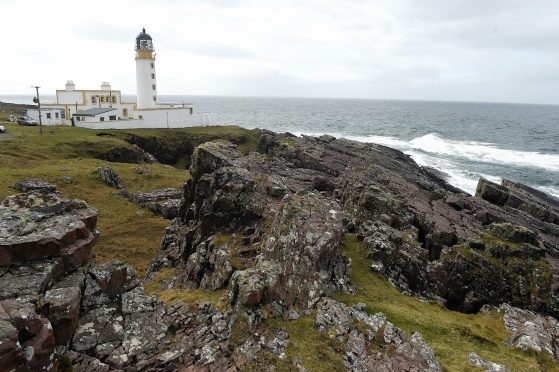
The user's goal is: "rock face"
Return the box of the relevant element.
[468,352,510,372]
[152,133,559,320]
[497,304,559,361]
[98,166,123,189]
[0,186,98,268]
[315,298,442,371]
[0,185,250,371]
[121,187,182,219]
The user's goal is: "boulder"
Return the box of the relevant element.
[315,297,442,372]
[500,304,559,361]
[0,190,98,267]
[43,287,81,345]
[469,352,510,372]
[98,166,124,189]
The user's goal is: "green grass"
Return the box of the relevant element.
[335,235,558,372]
[0,123,257,276]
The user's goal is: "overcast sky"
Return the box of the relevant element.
[2,0,559,104]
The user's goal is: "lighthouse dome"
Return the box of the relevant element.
[135,28,153,51]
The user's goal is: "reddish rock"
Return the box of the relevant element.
[43,287,81,345]
[0,319,28,372]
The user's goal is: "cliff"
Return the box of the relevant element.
[2,127,559,371]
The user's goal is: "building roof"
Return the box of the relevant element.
[73,108,116,117]
[136,28,152,41]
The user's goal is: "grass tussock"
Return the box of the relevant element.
[144,268,228,308]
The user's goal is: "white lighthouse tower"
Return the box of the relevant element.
[135,28,157,109]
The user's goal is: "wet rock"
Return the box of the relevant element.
[469,352,510,372]
[98,166,123,189]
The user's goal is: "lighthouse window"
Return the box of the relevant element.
[152,84,156,90]
[151,73,155,79]
[153,96,157,101]
[150,63,154,68]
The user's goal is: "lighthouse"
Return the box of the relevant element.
[135,28,157,109]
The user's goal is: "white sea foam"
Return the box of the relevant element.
[408,133,559,172]
[296,131,557,195]
[536,186,559,199]
[404,150,495,195]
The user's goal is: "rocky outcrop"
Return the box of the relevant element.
[0,186,241,371]
[0,185,98,268]
[468,352,510,372]
[496,304,559,361]
[151,132,559,323]
[98,166,123,189]
[477,178,559,226]
[150,141,351,316]
[97,165,182,219]
[315,298,442,371]
[121,187,182,219]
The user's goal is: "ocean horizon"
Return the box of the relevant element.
[2,94,558,198]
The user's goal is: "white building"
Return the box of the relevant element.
[27,108,64,125]
[37,28,196,129]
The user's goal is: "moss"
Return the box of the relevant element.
[55,354,73,372]
[335,234,558,371]
[230,311,251,346]
[144,267,227,308]
[263,314,346,372]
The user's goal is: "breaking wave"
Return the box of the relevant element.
[297,131,558,196]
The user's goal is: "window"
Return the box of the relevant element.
[46,113,51,119]
[139,115,143,119]
[153,96,156,101]
[112,96,116,103]
[100,117,105,122]
[109,115,117,121]
[151,73,155,79]
[92,96,97,104]
[150,63,154,68]
[55,112,59,119]
[123,108,128,117]
[76,117,81,122]
[152,84,156,91]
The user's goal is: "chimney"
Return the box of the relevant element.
[65,80,75,91]
[101,82,111,90]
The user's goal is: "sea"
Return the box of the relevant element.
[2,94,558,199]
